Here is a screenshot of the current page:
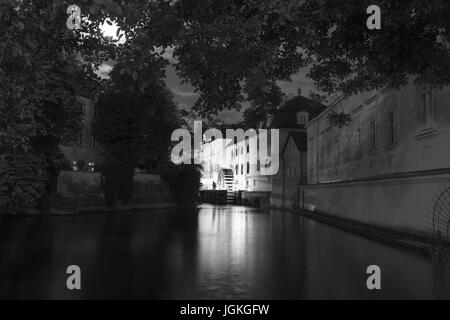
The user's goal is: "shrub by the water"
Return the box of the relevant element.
[161,164,201,206]
[101,161,135,208]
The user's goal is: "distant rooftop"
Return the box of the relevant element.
[270,95,327,129]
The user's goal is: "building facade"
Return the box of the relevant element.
[302,80,450,233]
[200,132,272,193]
[227,132,272,192]
[200,137,231,190]
[199,95,326,206]
[60,96,103,171]
[269,96,326,208]
[274,132,307,208]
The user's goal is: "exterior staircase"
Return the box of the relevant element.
[218,168,235,204]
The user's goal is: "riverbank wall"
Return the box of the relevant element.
[297,169,450,235]
[51,170,174,209]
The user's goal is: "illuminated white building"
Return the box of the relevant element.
[200,137,231,190]
[226,131,272,192]
[200,130,274,193]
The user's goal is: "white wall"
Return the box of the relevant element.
[302,80,450,233]
[307,81,450,184]
[299,171,450,233]
[201,138,231,189]
[227,133,271,192]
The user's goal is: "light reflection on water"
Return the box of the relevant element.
[0,204,432,299]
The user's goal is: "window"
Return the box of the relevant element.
[326,129,332,160]
[235,165,238,175]
[246,162,250,174]
[245,137,250,153]
[257,160,260,172]
[334,139,340,163]
[79,130,83,147]
[345,134,350,158]
[241,164,243,175]
[355,128,361,154]
[419,87,433,128]
[369,120,376,151]
[296,111,309,125]
[387,111,395,145]
[384,95,397,145]
[319,131,325,161]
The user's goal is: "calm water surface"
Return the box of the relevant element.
[0,204,432,299]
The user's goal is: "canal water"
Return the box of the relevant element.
[0,204,432,299]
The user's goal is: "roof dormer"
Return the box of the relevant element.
[296,111,309,125]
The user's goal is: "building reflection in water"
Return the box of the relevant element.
[0,205,433,299]
[194,205,432,299]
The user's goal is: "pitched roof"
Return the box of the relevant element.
[291,132,307,151]
[282,131,307,154]
[270,95,327,129]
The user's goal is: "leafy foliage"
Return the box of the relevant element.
[0,0,117,212]
[327,111,352,128]
[94,0,450,115]
[241,71,284,128]
[102,160,135,208]
[93,73,180,206]
[0,152,46,213]
[0,54,87,212]
[161,164,202,206]
[93,86,178,163]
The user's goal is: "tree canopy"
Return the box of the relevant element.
[4,0,450,117]
[5,0,448,117]
[97,0,450,115]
